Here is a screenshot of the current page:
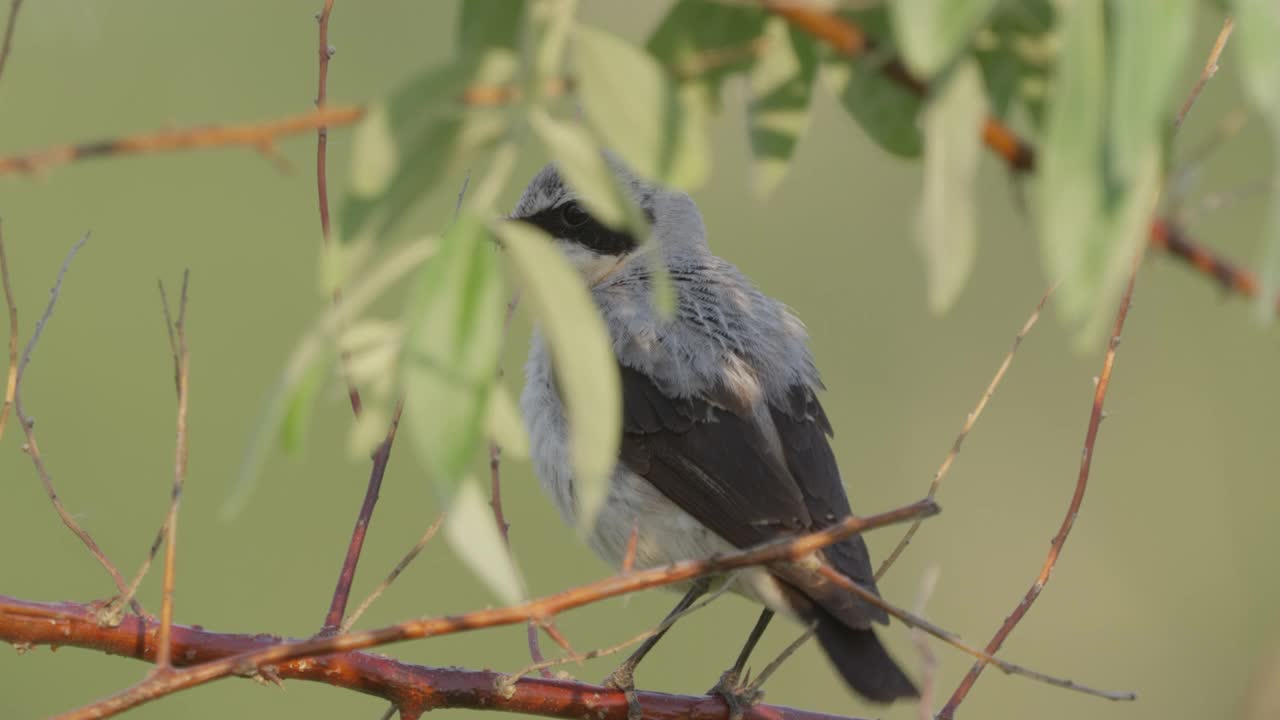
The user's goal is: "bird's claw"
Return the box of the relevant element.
[708,668,763,720]
[603,666,643,720]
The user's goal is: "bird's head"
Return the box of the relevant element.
[508,155,706,286]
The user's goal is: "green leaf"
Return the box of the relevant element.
[917,60,988,313]
[459,0,525,58]
[488,382,530,460]
[747,21,818,197]
[445,479,526,605]
[1232,0,1280,319]
[529,108,626,226]
[402,215,504,497]
[495,220,621,533]
[826,58,924,157]
[646,0,767,110]
[573,24,709,188]
[279,355,328,456]
[973,0,1056,123]
[341,60,512,246]
[1037,0,1106,327]
[890,0,1000,78]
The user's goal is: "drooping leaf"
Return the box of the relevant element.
[646,0,767,109]
[445,479,527,605]
[529,108,626,226]
[1037,0,1106,327]
[402,216,504,497]
[573,24,709,189]
[459,0,525,58]
[341,57,513,246]
[488,382,530,460]
[1231,0,1280,319]
[747,21,818,197]
[889,0,1000,79]
[917,60,988,313]
[973,0,1056,123]
[495,221,620,533]
[279,355,328,456]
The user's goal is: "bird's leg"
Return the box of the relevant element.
[715,617,818,720]
[708,608,774,719]
[603,578,711,720]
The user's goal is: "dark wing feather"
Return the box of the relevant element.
[618,366,809,546]
[770,384,888,625]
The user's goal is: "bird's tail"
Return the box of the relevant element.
[812,608,919,703]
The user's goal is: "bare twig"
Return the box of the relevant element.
[154,272,191,669]
[1175,17,1235,130]
[341,514,445,633]
[12,235,142,615]
[322,398,405,633]
[876,286,1053,580]
[0,0,24,85]
[911,567,940,720]
[0,594,858,720]
[938,255,1143,718]
[0,222,17,441]
[52,499,938,719]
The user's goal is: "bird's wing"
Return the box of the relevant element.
[617,365,888,627]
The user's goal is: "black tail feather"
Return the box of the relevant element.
[813,609,918,703]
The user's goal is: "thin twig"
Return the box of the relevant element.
[910,567,940,720]
[52,499,938,719]
[876,286,1053,580]
[1175,17,1235,130]
[322,398,405,633]
[154,272,192,669]
[0,222,17,441]
[340,514,446,633]
[938,255,1143,718]
[0,0,24,85]
[12,235,141,615]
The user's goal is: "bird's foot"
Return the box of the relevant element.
[603,665,643,720]
[708,668,764,720]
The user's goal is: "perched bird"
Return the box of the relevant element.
[514,157,917,712]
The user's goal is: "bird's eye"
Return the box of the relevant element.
[560,203,590,228]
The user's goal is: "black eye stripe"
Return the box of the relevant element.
[518,201,641,257]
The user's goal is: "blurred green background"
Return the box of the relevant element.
[2,2,1278,719]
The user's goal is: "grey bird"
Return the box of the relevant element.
[513,158,917,711]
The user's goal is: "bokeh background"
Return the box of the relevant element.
[2,3,1278,719]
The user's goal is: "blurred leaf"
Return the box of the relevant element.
[1037,0,1106,328]
[747,21,818,197]
[1232,0,1280,318]
[825,58,924,157]
[459,0,524,57]
[488,382,530,459]
[279,356,328,456]
[226,238,437,518]
[445,479,526,605]
[347,405,390,460]
[890,0,999,78]
[974,0,1056,123]
[917,60,987,312]
[402,215,504,497]
[495,221,620,534]
[342,60,512,245]
[646,0,767,109]
[573,24,709,188]
[529,108,626,226]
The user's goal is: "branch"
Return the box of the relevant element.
[768,4,1267,309]
[154,274,191,669]
[0,0,23,85]
[1175,17,1235,130]
[0,595,859,720]
[938,254,1143,718]
[0,221,17,441]
[0,106,364,176]
[11,235,143,617]
[50,499,938,719]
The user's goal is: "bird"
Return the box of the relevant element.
[513,156,918,715]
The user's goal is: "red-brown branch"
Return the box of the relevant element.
[49,500,938,719]
[769,5,1264,307]
[0,595,856,720]
[937,256,1143,718]
[321,398,404,633]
